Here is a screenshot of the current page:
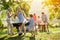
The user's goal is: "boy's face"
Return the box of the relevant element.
[42,13,44,16]
[30,14,33,18]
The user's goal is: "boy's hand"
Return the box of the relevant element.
[26,17,29,20]
[26,18,29,20]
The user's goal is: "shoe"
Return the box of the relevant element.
[19,33,22,36]
[23,33,25,35]
[8,33,13,36]
[31,34,35,37]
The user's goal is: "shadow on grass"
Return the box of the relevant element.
[6,35,35,40]
[0,36,7,40]
[6,36,25,40]
[29,37,35,40]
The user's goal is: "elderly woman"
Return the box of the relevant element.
[7,8,14,35]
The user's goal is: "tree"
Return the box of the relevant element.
[42,0,60,20]
[0,0,30,15]
[20,2,30,16]
[0,10,7,27]
[0,0,31,27]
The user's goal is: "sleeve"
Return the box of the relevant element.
[45,15,48,22]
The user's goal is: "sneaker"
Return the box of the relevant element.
[19,33,22,36]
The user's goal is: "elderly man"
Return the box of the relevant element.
[41,12,48,32]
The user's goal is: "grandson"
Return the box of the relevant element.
[27,14,35,37]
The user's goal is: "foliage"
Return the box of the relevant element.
[42,0,60,20]
[0,10,7,19]
[0,0,30,15]
[0,0,31,27]
[0,10,7,29]
[20,2,30,16]
[0,19,2,27]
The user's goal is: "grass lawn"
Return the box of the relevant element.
[0,27,60,40]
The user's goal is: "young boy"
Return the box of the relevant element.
[27,14,35,37]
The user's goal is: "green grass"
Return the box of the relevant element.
[0,27,60,40]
